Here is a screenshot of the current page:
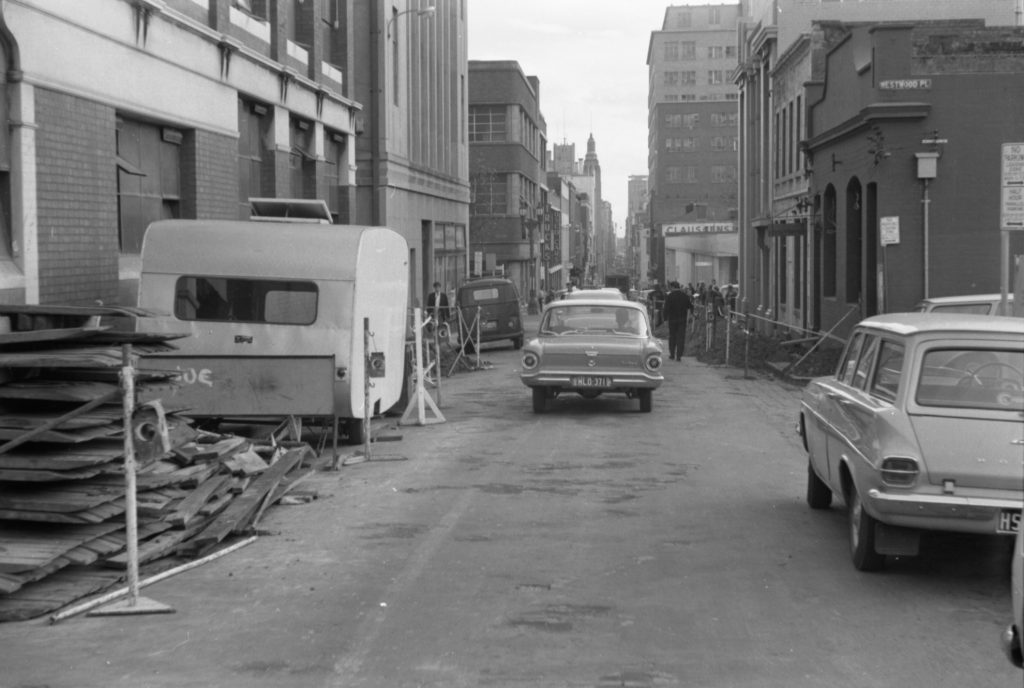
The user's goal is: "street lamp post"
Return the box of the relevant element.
[520,199,538,314]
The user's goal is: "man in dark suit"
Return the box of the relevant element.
[426,281,449,326]
[661,281,693,360]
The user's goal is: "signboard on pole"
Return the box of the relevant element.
[879,216,900,246]
[1002,142,1024,230]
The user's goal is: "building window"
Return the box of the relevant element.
[665,113,682,128]
[666,137,683,152]
[664,42,679,61]
[667,166,682,183]
[683,113,700,129]
[708,70,724,85]
[684,167,698,183]
[238,98,271,219]
[708,46,724,59]
[680,94,697,101]
[471,173,508,214]
[680,42,696,60]
[290,116,315,199]
[708,7,721,24]
[676,11,691,28]
[725,46,737,58]
[469,106,506,142]
[823,185,837,298]
[663,71,679,87]
[683,137,698,150]
[845,179,863,305]
[711,112,737,126]
[711,166,736,183]
[681,71,696,85]
[233,0,267,19]
[116,116,182,254]
[324,131,346,222]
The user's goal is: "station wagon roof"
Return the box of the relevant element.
[859,312,1024,336]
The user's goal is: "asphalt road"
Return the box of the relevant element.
[0,340,1018,688]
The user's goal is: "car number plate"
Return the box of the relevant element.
[997,510,1021,534]
[571,375,611,388]
[482,321,497,330]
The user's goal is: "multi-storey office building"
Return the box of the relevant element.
[647,3,742,289]
[0,0,467,309]
[467,60,548,303]
[353,0,470,303]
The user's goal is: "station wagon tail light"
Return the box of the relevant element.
[645,354,662,372]
[881,457,919,487]
[522,352,539,369]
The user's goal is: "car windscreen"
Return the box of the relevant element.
[916,347,1024,411]
[540,305,649,337]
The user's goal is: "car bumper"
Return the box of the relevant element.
[1002,622,1023,668]
[521,371,663,390]
[866,489,1022,534]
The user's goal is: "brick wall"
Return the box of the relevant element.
[34,89,119,305]
[183,129,240,220]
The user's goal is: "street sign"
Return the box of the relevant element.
[879,216,900,246]
[1002,142,1024,230]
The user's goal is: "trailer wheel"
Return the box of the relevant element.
[344,418,367,445]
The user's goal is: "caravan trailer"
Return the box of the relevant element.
[136,217,409,443]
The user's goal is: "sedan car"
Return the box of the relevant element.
[563,288,626,301]
[520,300,663,413]
[798,313,1024,571]
[1003,525,1023,668]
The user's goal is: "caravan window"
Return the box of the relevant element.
[174,276,318,325]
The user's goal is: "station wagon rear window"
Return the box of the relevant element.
[174,276,318,325]
[916,347,1024,411]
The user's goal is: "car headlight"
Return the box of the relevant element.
[644,353,662,372]
[509,317,519,328]
[522,352,539,369]
[880,457,919,487]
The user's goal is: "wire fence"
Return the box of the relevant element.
[681,303,844,378]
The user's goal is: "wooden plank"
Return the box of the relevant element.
[0,481,123,512]
[0,326,109,347]
[0,464,107,482]
[0,423,121,444]
[164,474,229,529]
[0,381,119,402]
[0,566,122,622]
[0,498,125,523]
[189,446,309,549]
[0,407,123,430]
[0,522,121,573]
[0,440,124,470]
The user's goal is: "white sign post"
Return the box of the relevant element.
[1001,143,1024,314]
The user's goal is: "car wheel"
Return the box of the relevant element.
[638,389,653,413]
[849,487,885,572]
[806,461,832,509]
[532,387,547,413]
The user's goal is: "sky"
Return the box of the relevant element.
[467,0,697,236]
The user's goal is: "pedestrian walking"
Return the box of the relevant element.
[661,281,693,360]
[426,281,449,327]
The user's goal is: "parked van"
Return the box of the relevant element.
[455,277,524,349]
[913,293,1014,316]
[135,217,409,444]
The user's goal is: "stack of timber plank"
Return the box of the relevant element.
[0,305,319,621]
